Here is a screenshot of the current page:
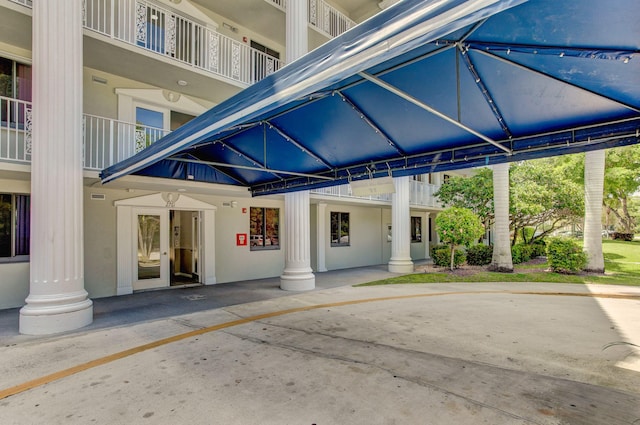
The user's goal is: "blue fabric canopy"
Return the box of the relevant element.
[101,0,640,196]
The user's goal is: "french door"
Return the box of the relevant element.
[133,208,169,290]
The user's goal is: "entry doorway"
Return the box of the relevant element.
[169,210,200,286]
[116,193,217,296]
[132,208,201,291]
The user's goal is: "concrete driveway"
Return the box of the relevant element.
[1,282,639,424]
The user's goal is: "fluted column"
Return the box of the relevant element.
[280,0,314,291]
[388,176,414,273]
[286,0,308,61]
[584,150,605,272]
[20,0,93,334]
[281,191,315,290]
[316,202,328,272]
[489,162,513,272]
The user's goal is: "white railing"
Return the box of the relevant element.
[264,0,356,38]
[311,180,444,208]
[312,184,392,202]
[9,0,281,86]
[0,96,32,164]
[410,180,442,208]
[0,101,171,170]
[83,114,170,170]
[308,0,355,38]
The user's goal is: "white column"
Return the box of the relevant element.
[489,162,513,272]
[281,191,315,290]
[424,212,431,259]
[280,0,314,291]
[584,150,605,272]
[286,0,308,61]
[388,176,414,273]
[316,203,328,272]
[20,0,93,335]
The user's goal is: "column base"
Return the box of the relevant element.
[388,258,414,274]
[280,269,315,291]
[19,291,93,335]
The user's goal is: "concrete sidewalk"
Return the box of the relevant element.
[1,276,639,424]
[0,264,400,342]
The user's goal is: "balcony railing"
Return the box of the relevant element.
[8,0,282,86]
[0,96,171,170]
[0,96,32,164]
[83,113,170,171]
[308,0,355,38]
[265,0,356,38]
[311,180,443,208]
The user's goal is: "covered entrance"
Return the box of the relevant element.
[116,193,217,295]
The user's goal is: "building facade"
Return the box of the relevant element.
[0,0,465,333]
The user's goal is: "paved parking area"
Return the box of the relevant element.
[1,279,639,424]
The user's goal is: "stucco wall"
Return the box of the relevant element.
[324,204,385,270]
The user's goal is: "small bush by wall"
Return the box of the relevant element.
[466,244,493,266]
[546,237,587,274]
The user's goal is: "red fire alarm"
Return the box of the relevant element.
[243,36,248,43]
[236,233,247,246]
[242,207,247,214]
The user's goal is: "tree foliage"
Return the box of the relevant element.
[435,207,484,270]
[434,158,584,244]
[434,168,494,229]
[603,146,640,234]
[510,158,583,244]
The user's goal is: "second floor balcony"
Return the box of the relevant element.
[0,95,443,208]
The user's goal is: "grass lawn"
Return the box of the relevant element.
[358,239,640,287]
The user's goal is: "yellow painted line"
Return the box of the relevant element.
[1,289,638,400]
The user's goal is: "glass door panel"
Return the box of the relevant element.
[137,214,161,280]
[133,209,168,290]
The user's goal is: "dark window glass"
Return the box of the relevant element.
[250,207,280,250]
[411,216,422,242]
[0,193,30,258]
[330,212,350,246]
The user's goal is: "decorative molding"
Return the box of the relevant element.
[208,32,219,72]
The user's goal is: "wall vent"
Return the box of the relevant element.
[90,193,106,201]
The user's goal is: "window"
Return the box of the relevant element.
[443,174,451,183]
[0,57,32,127]
[331,212,350,246]
[411,174,424,182]
[411,216,422,243]
[250,207,280,250]
[0,194,30,260]
[135,105,167,151]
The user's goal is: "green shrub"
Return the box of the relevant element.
[511,243,533,264]
[466,244,493,266]
[431,245,466,268]
[612,232,634,241]
[530,239,547,258]
[546,237,587,274]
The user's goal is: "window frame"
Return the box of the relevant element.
[0,193,30,263]
[330,211,350,247]
[249,207,280,251]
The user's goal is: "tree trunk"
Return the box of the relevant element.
[584,150,605,272]
[489,163,513,272]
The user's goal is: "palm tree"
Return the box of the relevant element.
[583,150,605,272]
[490,162,513,272]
